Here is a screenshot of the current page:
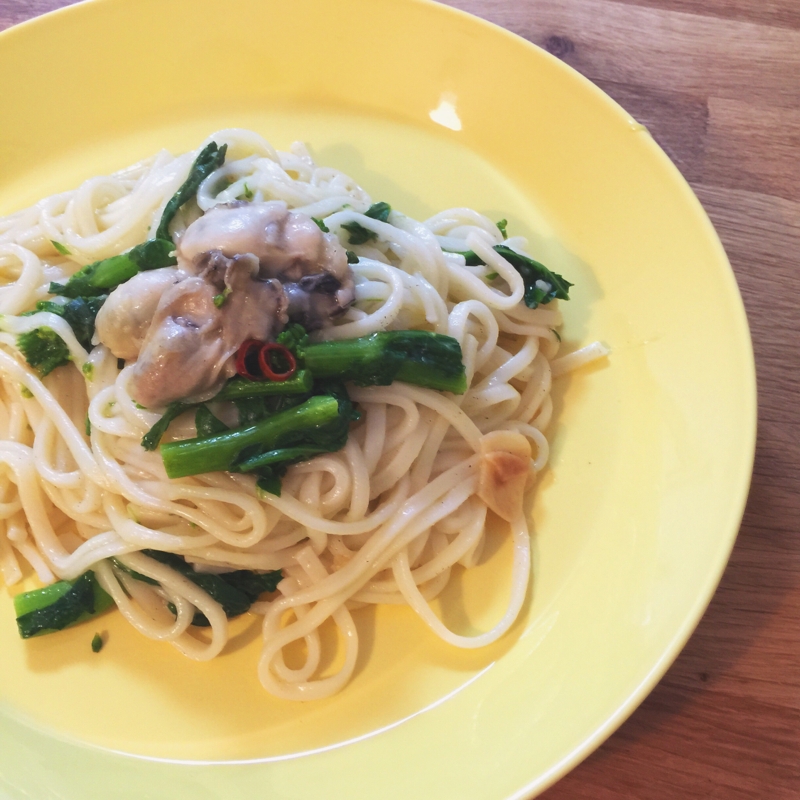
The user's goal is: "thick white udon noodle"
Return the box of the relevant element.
[0,129,602,700]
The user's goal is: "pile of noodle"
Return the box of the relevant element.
[0,129,606,700]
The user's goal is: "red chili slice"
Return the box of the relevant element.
[258,343,297,381]
[235,339,264,381]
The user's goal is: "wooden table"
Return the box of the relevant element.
[2,1,798,797]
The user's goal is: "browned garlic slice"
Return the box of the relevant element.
[477,430,532,522]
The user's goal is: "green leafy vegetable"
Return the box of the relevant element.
[216,370,313,400]
[232,396,272,428]
[140,549,281,626]
[220,568,284,601]
[492,245,572,308]
[276,323,309,358]
[140,402,195,451]
[443,249,485,266]
[51,240,71,256]
[34,295,106,350]
[14,571,114,639]
[340,202,392,246]
[160,388,356,480]
[233,381,357,492]
[195,405,229,438]
[442,244,572,309]
[312,217,330,233]
[91,632,104,652]
[49,239,175,298]
[18,327,71,376]
[345,250,359,264]
[155,142,228,241]
[237,444,337,475]
[303,331,467,394]
[18,296,104,378]
[51,142,227,299]
[110,557,159,585]
[139,371,314,451]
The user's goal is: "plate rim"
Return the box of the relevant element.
[0,0,757,796]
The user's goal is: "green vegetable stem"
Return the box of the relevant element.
[50,142,227,299]
[140,370,314,451]
[303,331,467,394]
[160,394,344,478]
[14,571,114,639]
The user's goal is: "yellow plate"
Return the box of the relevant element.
[0,0,755,797]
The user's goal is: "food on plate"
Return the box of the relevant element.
[0,129,606,699]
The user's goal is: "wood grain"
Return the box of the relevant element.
[1,1,799,799]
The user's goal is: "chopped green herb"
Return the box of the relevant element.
[81,362,94,380]
[213,286,231,308]
[365,201,392,222]
[20,386,33,399]
[496,219,508,239]
[85,415,91,436]
[312,217,330,233]
[91,632,103,652]
[240,182,254,201]
[551,328,562,343]
[341,202,392,245]
[51,240,72,256]
[485,272,499,281]
[345,250,359,264]
[341,220,376,246]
